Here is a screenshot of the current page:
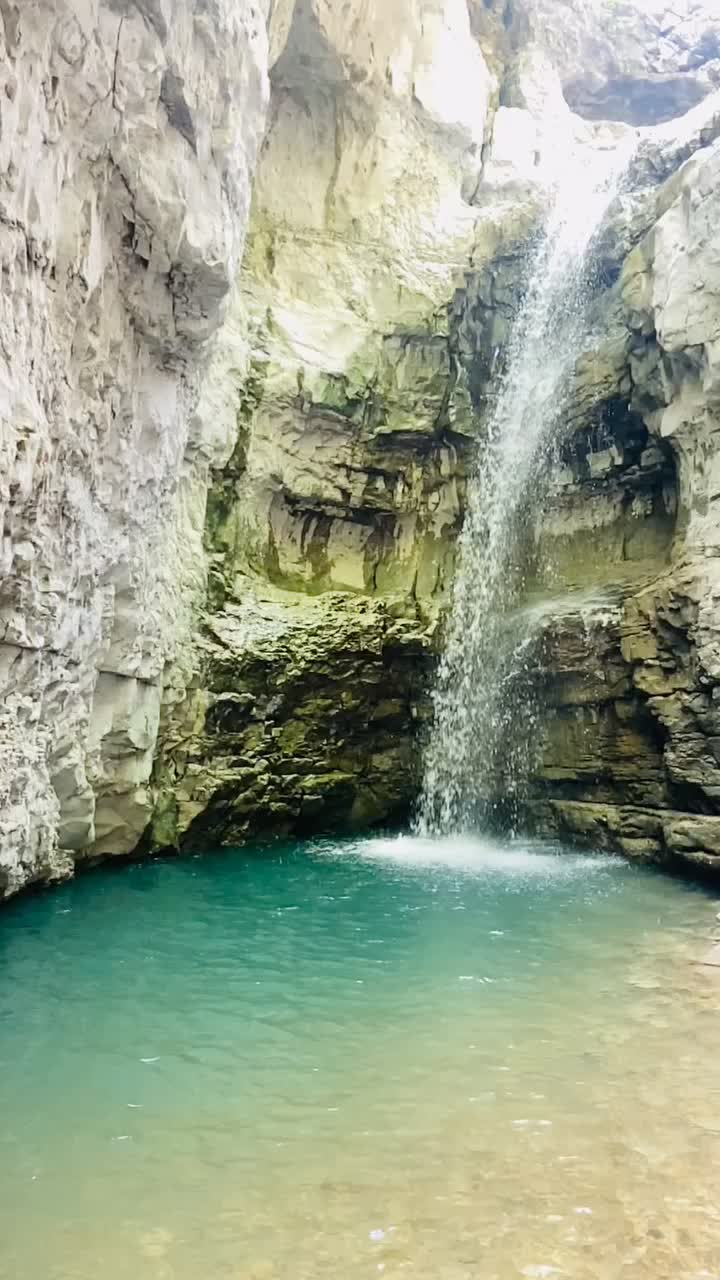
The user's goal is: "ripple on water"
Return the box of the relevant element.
[0,833,719,1280]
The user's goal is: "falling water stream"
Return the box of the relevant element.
[419,144,633,834]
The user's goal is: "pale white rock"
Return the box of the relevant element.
[173,0,720,862]
[6,0,720,891]
[520,0,720,125]
[220,0,497,599]
[0,0,270,896]
[624,136,720,552]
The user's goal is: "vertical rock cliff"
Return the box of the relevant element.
[527,111,720,871]
[147,0,497,851]
[4,0,720,896]
[157,0,720,869]
[0,0,269,895]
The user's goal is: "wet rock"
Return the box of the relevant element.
[150,581,435,849]
[6,0,720,893]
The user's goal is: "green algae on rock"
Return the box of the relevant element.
[150,582,435,851]
[4,0,720,896]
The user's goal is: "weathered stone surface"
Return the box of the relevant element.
[514,0,720,126]
[226,0,498,600]
[0,0,269,898]
[143,0,502,852]
[6,0,720,896]
[532,799,720,875]
[521,127,720,869]
[148,3,720,875]
[150,582,434,849]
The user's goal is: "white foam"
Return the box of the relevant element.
[333,833,616,879]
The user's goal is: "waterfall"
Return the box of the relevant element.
[418,143,632,836]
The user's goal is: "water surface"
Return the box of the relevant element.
[1,835,720,1279]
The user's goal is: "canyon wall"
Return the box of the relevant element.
[146,0,492,850]
[4,0,720,896]
[149,0,720,868]
[527,114,720,872]
[0,0,272,896]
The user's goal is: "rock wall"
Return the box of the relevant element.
[232,0,496,601]
[152,0,720,864]
[524,116,720,872]
[146,0,495,851]
[5,0,720,896]
[0,0,270,896]
[150,583,434,848]
[519,0,720,125]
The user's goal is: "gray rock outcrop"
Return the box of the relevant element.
[5,0,720,896]
[524,114,720,871]
[0,0,270,895]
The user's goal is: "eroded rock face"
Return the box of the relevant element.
[523,127,720,872]
[150,582,434,849]
[0,1,269,896]
[521,0,720,126]
[147,0,497,852]
[6,0,720,896]
[233,0,497,600]
[149,2,720,873]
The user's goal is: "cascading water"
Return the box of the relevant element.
[419,142,633,836]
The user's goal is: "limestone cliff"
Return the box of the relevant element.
[0,0,270,896]
[147,0,494,850]
[163,0,720,868]
[527,117,720,872]
[4,0,720,896]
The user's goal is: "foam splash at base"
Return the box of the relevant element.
[336,833,620,878]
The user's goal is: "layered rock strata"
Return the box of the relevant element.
[524,125,720,872]
[145,0,496,854]
[5,0,720,896]
[0,0,269,896]
[150,583,433,849]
